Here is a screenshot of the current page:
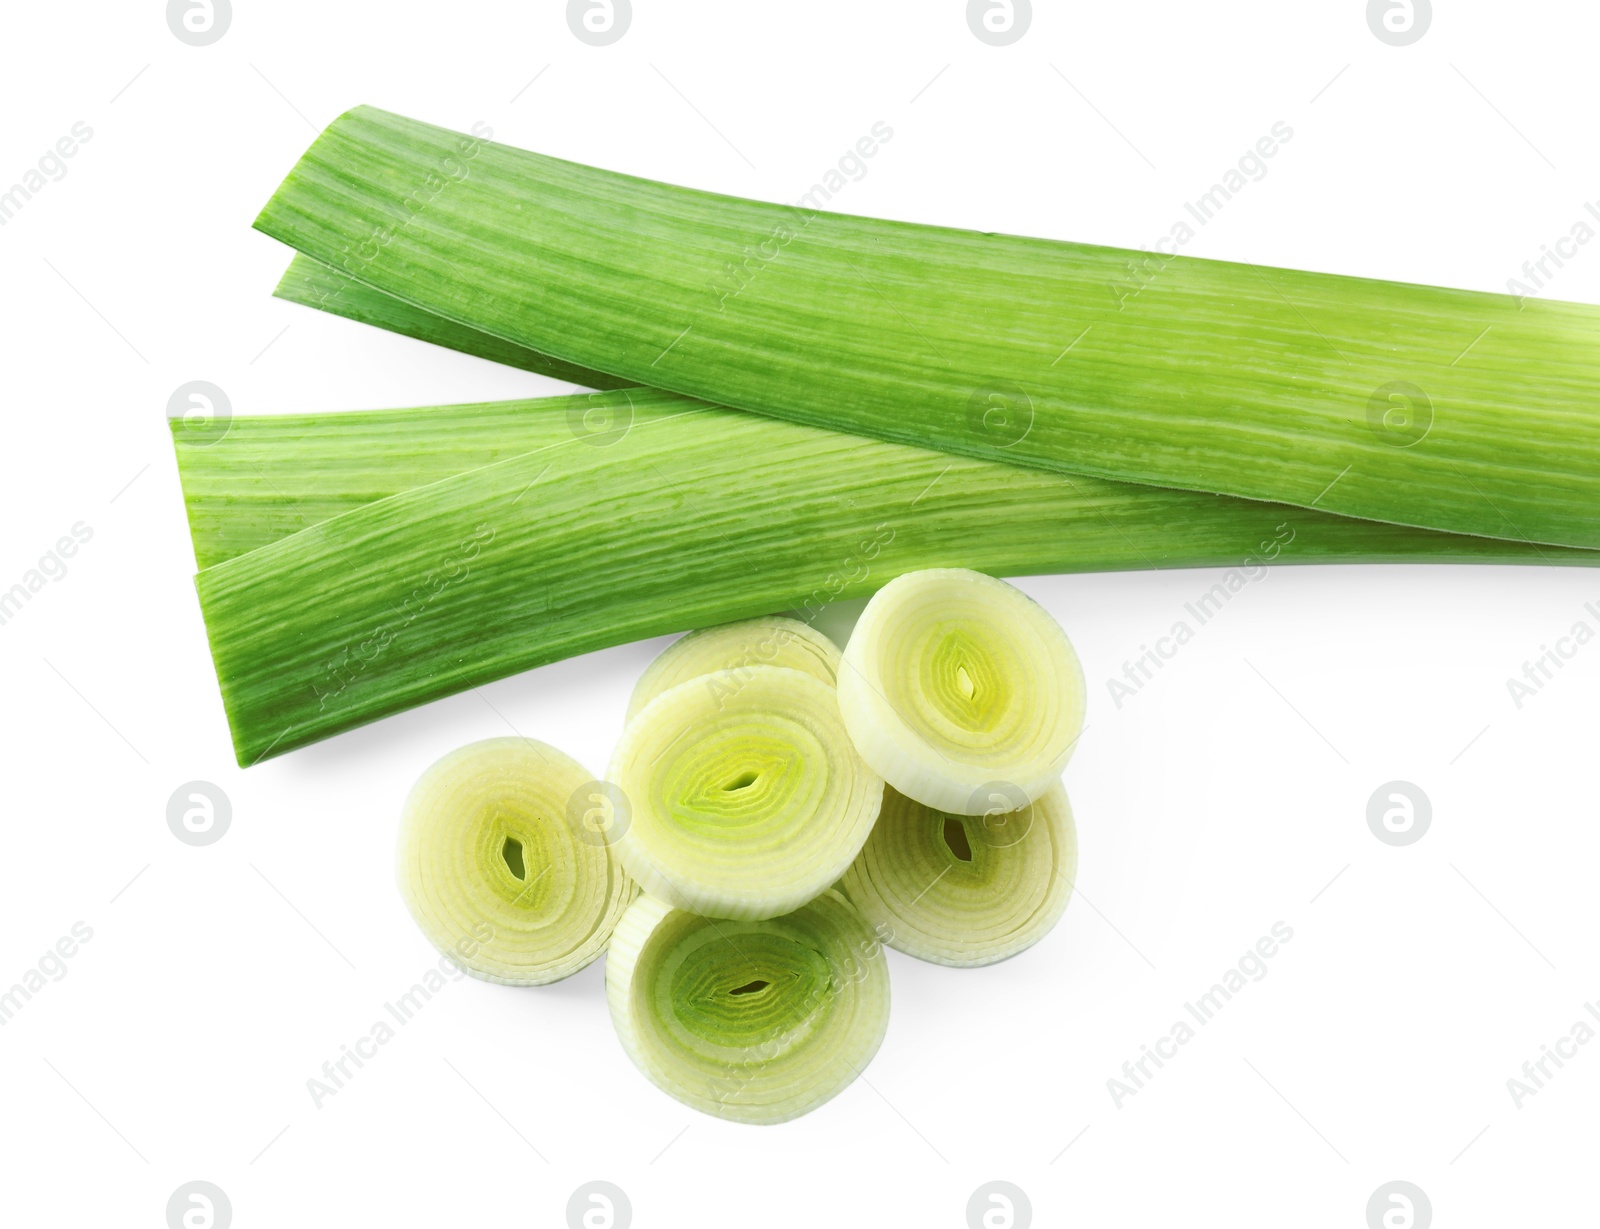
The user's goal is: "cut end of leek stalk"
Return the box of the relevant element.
[839,568,1085,814]
[609,667,882,921]
[626,616,841,723]
[841,782,1076,967]
[605,890,890,1125]
[398,738,637,985]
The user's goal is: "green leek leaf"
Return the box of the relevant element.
[181,393,1594,765]
[256,106,1600,549]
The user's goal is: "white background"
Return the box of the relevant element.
[1,1,1596,1226]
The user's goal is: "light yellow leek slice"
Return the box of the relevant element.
[841,781,1075,967]
[838,568,1085,814]
[609,667,881,920]
[626,616,841,722]
[398,738,636,985]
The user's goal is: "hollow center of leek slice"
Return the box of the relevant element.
[484,813,562,913]
[661,723,824,835]
[942,817,975,862]
[501,835,527,881]
[660,924,832,1051]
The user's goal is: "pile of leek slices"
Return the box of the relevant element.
[398,568,1086,1124]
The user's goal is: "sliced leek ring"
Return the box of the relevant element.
[627,616,841,722]
[840,781,1076,967]
[398,738,637,985]
[838,568,1085,814]
[606,890,890,1124]
[609,667,882,920]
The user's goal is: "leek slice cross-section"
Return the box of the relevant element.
[839,568,1085,814]
[841,782,1076,967]
[398,738,636,985]
[626,616,841,722]
[606,891,890,1124]
[609,667,882,921]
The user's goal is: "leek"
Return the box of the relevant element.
[255,106,1600,549]
[840,782,1075,968]
[397,738,636,985]
[274,253,626,390]
[838,569,1084,813]
[605,890,890,1124]
[182,393,1594,765]
[626,616,840,722]
[174,393,595,568]
[608,667,881,920]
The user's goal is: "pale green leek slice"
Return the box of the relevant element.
[609,667,881,920]
[838,569,1085,813]
[398,738,636,985]
[841,782,1075,967]
[605,890,889,1124]
[626,616,841,722]
[255,106,1600,550]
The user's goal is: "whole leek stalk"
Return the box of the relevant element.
[179,392,1592,765]
[255,107,1600,549]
